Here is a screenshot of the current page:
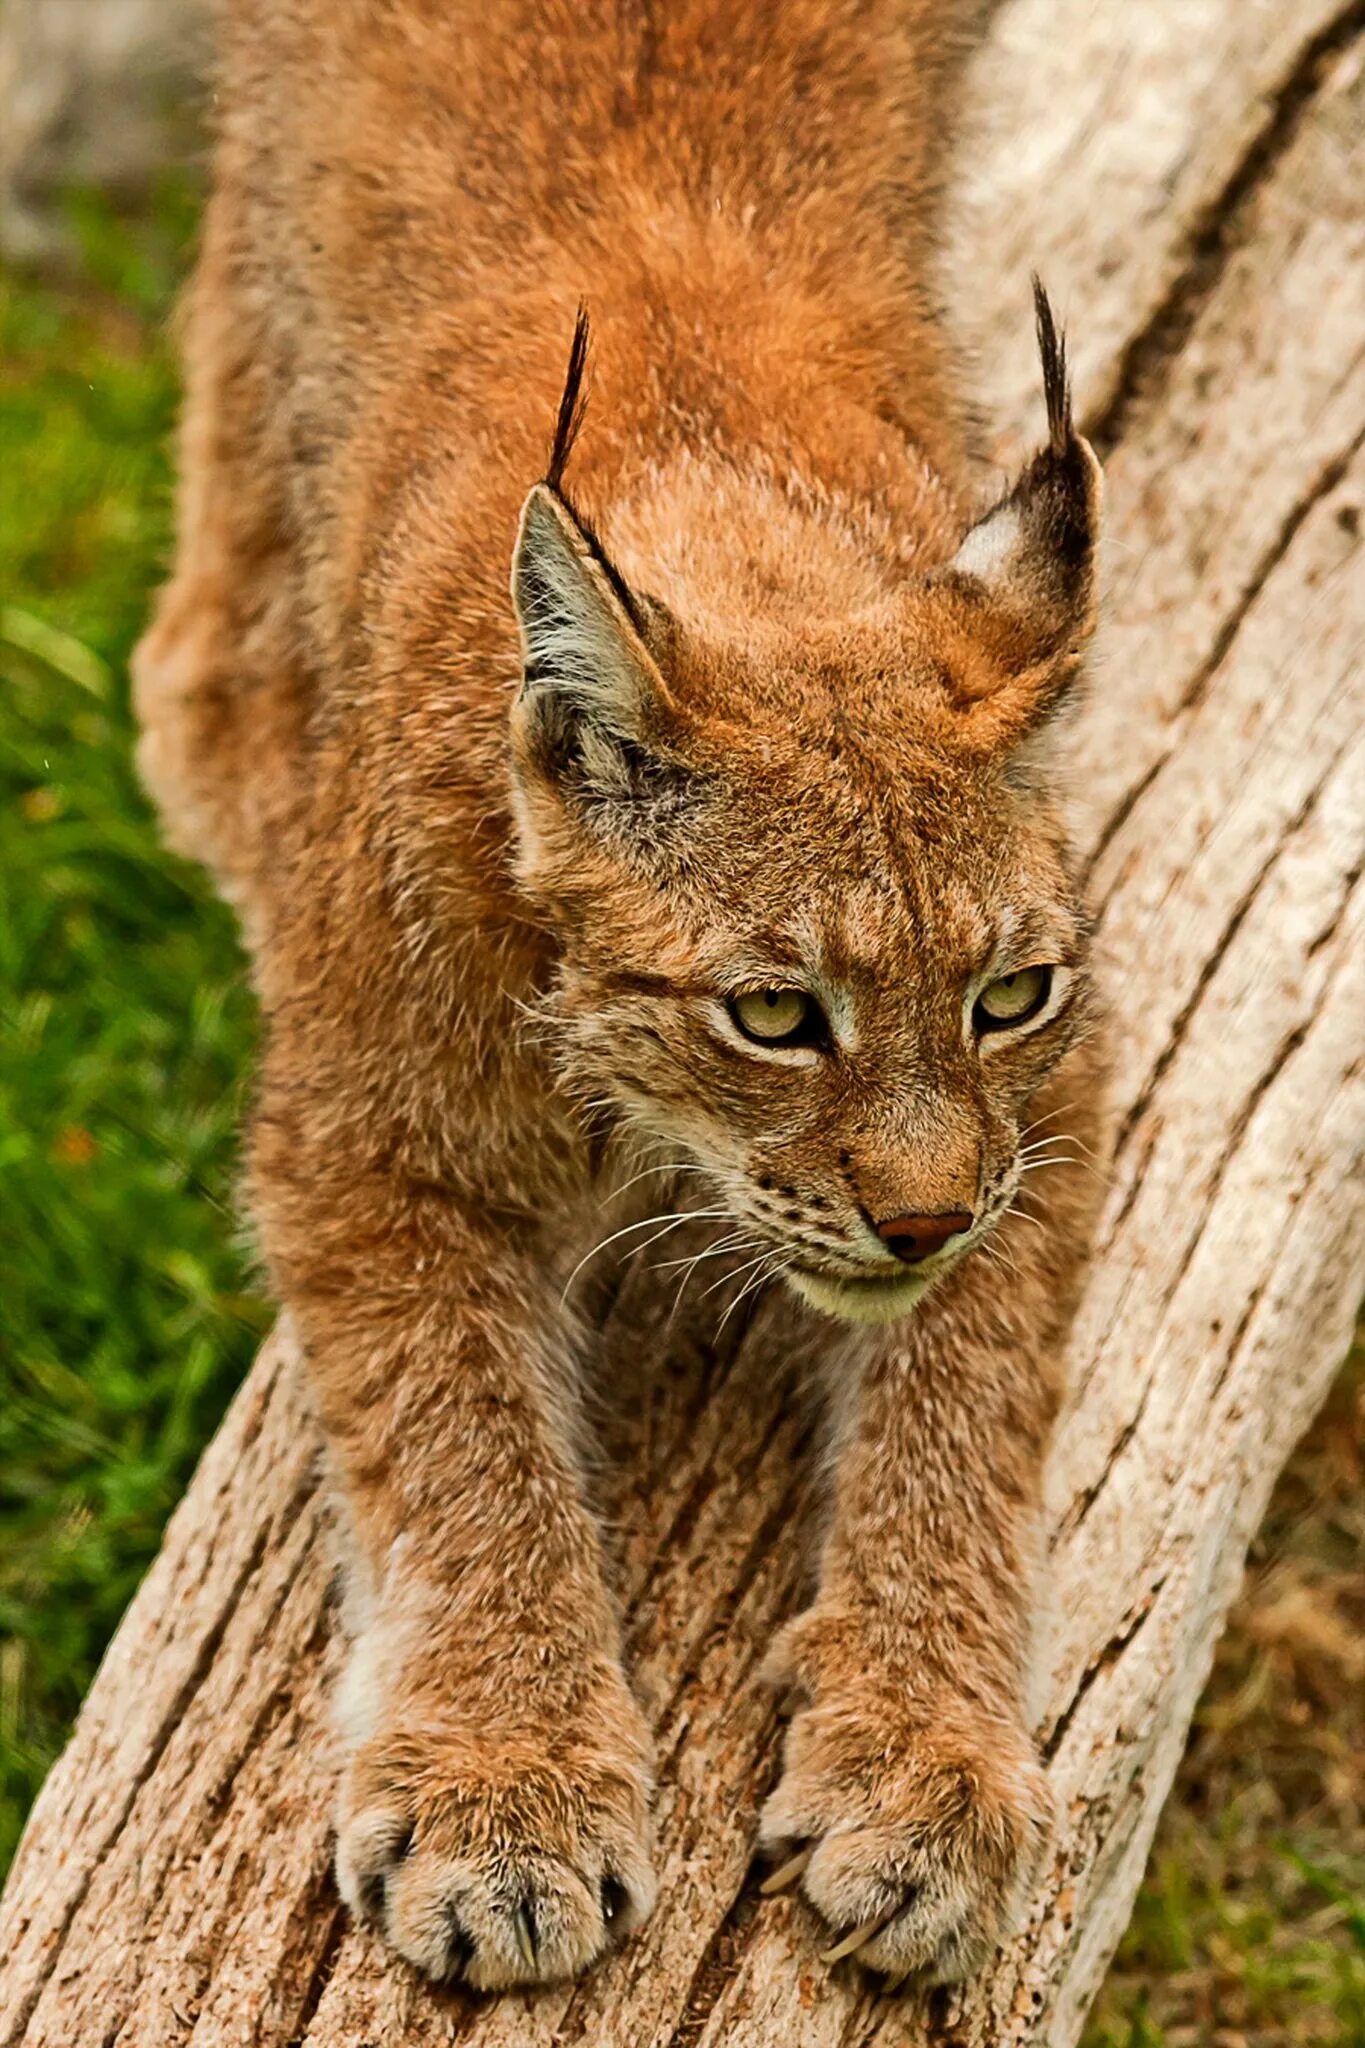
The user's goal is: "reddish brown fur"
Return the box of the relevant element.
[136,0,1108,1991]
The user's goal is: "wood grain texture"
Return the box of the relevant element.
[3,2,1362,2042]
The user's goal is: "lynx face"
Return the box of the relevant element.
[509,311,1101,1323]
[514,658,1093,1322]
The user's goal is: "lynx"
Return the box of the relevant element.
[135,0,1107,1994]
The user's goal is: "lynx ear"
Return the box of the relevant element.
[509,483,675,803]
[932,281,1103,738]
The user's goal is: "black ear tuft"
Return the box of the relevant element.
[929,284,1103,729]
[538,306,648,635]
[1032,275,1072,459]
[547,305,591,495]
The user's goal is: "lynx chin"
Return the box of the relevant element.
[135,0,1109,1996]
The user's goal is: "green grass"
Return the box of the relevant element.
[0,191,266,1872]
[0,189,1361,2048]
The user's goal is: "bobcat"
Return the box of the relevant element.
[135,0,1107,1995]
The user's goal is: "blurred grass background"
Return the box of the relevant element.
[0,185,267,1877]
[0,195,1360,2048]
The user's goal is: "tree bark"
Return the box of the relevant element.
[3,1,1363,2042]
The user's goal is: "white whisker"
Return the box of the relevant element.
[622,1212,745,1272]
[601,1159,713,1205]
[699,1249,773,1302]
[716,1253,789,1336]
[1003,1203,1046,1234]
[663,1225,760,1322]
[559,1206,730,1301]
[1018,1150,1109,1187]
[649,1232,756,1273]
[978,1236,1022,1281]
[1019,1101,1083,1140]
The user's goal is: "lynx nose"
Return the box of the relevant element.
[875,1211,973,1264]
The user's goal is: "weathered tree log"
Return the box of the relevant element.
[3,1,1362,2042]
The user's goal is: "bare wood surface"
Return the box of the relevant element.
[3,3,1363,2043]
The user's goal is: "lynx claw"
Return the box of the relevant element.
[820,1909,895,1964]
[760,1845,813,1896]
[514,1899,539,1971]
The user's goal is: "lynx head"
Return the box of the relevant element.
[508,288,1102,1323]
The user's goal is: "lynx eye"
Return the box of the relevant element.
[975,965,1053,1033]
[729,988,824,1048]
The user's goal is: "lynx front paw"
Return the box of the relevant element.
[759,1677,1051,1984]
[334,1663,656,1988]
